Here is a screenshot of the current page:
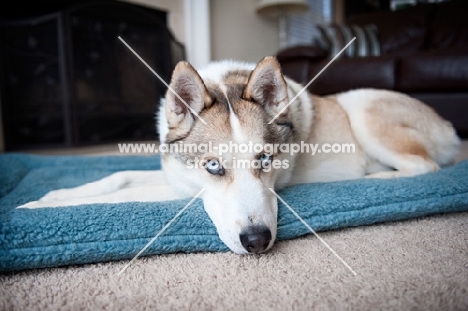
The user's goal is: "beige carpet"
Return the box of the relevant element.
[1,142,468,311]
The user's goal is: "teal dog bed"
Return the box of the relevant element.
[1,154,468,272]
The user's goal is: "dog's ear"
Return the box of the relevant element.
[165,61,212,131]
[243,56,289,115]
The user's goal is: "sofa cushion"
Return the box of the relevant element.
[316,24,380,58]
[348,4,436,56]
[397,48,468,92]
[277,46,329,85]
[411,93,468,137]
[305,56,396,95]
[279,60,310,85]
[428,0,468,50]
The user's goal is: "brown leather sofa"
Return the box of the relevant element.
[277,0,468,137]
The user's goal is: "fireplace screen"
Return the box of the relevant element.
[0,1,185,150]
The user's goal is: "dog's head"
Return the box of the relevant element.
[158,57,296,254]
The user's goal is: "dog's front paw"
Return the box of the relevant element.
[17,189,76,208]
[40,189,75,202]
[17,200,49,209]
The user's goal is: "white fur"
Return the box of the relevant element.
[157,98,168,143]
[20,171,181,208]
[202,168,277,254]
[197,60,255,83]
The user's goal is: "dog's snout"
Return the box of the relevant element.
[240,226,272,254]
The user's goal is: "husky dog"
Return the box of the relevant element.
[21,57,460,254]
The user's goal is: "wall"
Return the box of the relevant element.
[210,0,279,63]
[119,0,280,64]
[118,0,210,69]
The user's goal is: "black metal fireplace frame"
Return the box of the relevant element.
[0,0,185,150]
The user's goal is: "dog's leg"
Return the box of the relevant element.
[18,170,171,208]
[41,170,166,201]
[365,154,439,179]
[19,183,183,208]
[362,125,440,179]
[337,89,459,180]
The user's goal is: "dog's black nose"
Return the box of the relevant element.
[240,226,272,254]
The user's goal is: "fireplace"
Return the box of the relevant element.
[0,0,185,151]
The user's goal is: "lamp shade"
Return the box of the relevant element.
[256,0,309,16]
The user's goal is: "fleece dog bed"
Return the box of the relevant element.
[1,154,468,272]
